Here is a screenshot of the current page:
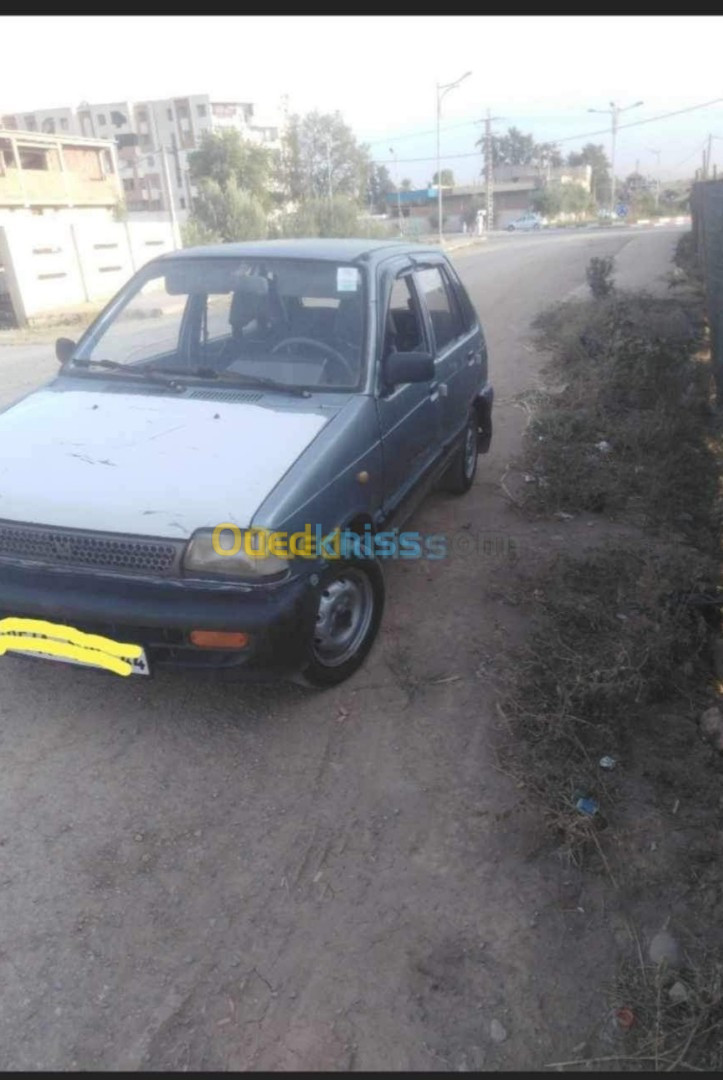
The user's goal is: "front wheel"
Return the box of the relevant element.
[298,559,385,687]
[442,410,479,495]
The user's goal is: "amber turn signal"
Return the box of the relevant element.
[189,630,250,649]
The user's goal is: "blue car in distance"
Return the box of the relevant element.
[0,239,493,686]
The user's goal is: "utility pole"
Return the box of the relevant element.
[648,148,661,208]
[479,110,502,232]
[326,137,333,205]
[484,110,493,233]
[157,146,179,249]
[589,100,643,218]
[704,133,713,179]
[389,147,403,236]
[435,70,472,245]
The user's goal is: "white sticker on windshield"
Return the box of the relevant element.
[337,267,360,292]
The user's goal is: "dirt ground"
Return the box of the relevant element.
[0,227,694,1070]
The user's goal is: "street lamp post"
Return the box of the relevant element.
[436,71,471,245]
[147,146,179,249]
[389,148,403,236]
[648,148,661,208]
[588,100,643,219]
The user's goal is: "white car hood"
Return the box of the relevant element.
[0,386,331,538]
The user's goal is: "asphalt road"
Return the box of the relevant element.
[0,226,683,1070]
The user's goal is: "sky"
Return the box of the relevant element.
[3,15,723,185]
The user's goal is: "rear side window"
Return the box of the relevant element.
[416,266,465,351]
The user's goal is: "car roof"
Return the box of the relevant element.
[158,237,443,267]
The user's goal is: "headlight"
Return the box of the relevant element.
[183,526,289,580]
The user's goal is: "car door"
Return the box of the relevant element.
[413,262,481,451]
[375,269,441,514]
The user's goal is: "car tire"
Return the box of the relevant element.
[506,225,515,232]
[297,558,385,687]
[443,410,479,495]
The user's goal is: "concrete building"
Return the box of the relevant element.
[0,127,120,216]
[3,95,281,221]
[385,163,592,230]
[0,127,179,326]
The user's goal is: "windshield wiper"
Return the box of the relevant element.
[68,359,182,388]
[146,365,310,398]
[213,371,310,397]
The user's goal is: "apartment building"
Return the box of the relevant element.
[2,95,281,220]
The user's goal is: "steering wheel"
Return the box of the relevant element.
[270,336,356,385]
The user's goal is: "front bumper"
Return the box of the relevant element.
[0,560,318,677]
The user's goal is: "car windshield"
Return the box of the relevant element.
[74,256,367,391]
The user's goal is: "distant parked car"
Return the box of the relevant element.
[505,212,544,232]
[0,239,493,687]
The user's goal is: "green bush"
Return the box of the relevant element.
[280,196,391,239]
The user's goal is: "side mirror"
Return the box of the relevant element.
[384,350,434,386]
[55,337,77,365]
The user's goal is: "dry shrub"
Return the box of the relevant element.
[610,953,723,1072]
[523,291,717,547]
[500,543,717,853]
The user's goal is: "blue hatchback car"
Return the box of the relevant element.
[0,239,493,685]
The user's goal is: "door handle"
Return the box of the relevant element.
[430,381,448,399]
[467,349,479,366]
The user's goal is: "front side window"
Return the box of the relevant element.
[415,265,465,352]
[74,257,367,391]
[384,274,425,357]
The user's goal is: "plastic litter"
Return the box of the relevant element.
[575,796,599,816]
[615,1007,635,1030]
[595,440,612,453]
[599,755,616,770]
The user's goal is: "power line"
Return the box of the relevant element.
[366,117,482,146]
[672,139,709,169]
[370,94,723,166]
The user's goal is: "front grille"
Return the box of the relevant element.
[0,520,184,578]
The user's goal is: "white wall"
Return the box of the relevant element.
[0,217,176,324]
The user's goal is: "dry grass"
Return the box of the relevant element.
[499,543,716,856]
[502,250,720,856]
[522,289,718,550]
[606,953,723,1072]
[503,243,723,1070]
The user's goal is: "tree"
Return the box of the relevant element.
[189,176,267,243]
[367,163,396,214]
[485,126,535,167]
[400,178,413,191]
[187,129,274,208]
[280,111,371,205]
[431,169,455,187]
[535,142,564,169]
[532,186,563,218]
[280,195,388,239]
[567,144,611,208]
[476,126,563,171]
[532,182,593,220]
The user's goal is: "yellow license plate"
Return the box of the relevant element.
[0,617,149,677]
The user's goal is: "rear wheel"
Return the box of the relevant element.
[298,559,385,687]
[443,410,479,495]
